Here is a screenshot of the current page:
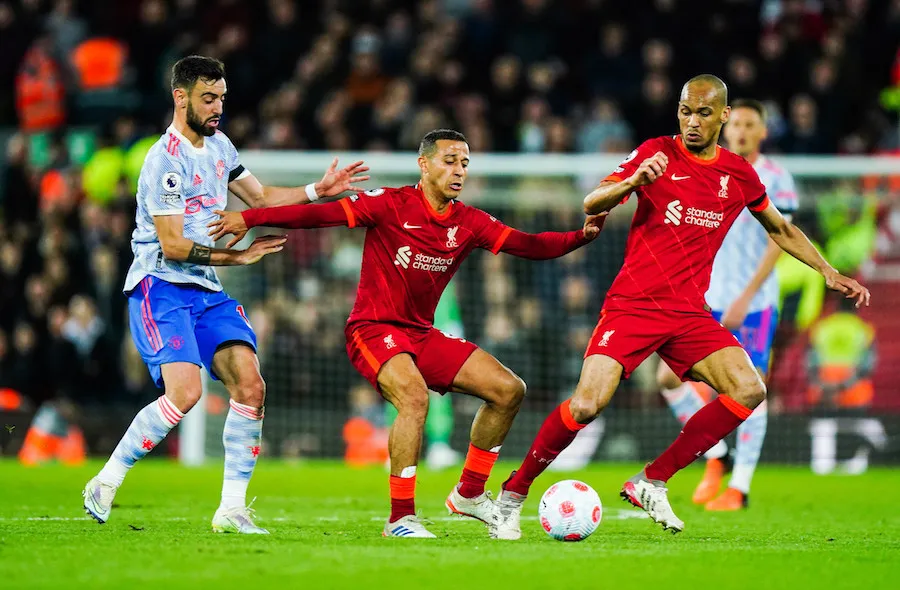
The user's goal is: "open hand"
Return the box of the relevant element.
[239,235,287,265]
[208,210,248,248]
[317,158,370,198]
[628,151,668,186]
[824,270,871,308]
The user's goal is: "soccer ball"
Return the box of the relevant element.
[537,479,603,541]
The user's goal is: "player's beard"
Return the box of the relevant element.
[186,102,217,137]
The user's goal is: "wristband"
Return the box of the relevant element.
[305,183,319,202]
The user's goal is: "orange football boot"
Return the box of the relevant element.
[705,487,748,511]
[691,457,726,505]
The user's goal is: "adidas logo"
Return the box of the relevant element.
[193,174,203,186]
[664,200,683,225]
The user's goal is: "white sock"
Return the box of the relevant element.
[729,399,768,494]
[221,399,264,510]
[98,396,183,487]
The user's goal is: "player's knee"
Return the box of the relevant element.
[166,384,203,412]
[568,395,601,424]
[495,373,526,411]
[731,375,767,409]
[239,375,266,408]
[396,388,429,419]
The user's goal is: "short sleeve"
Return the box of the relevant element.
[470,208,512,254]
[602,139,661,184]
[770,169,799,214]
[142,152,187,216]
[341,187,393,228]
[742,164,770,213]
[222,134,249,182]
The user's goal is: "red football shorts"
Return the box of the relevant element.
[583,307,743,380]
[346,322,478,394]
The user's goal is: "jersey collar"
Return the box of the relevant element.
[167,125,207,154]
[415,182,455,220]
[675,135,720,165]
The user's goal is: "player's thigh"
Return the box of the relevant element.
[569,354,624,422]
[684,346,765,408]
[127,277,202,389]
[582,309,668,380]
[448,348,525,407]
[415,329,480,394]
[377,353,430,416]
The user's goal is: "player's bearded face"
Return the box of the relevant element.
[422,141,469,199]
[185,78,225,137]
[723,107,766,157]
[677,85,728,153]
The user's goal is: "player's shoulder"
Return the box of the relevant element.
[718,146,759,178]
[210,130,237,150]
[639,135,674,153]
[756,154,793,180]
[143,133,186,172]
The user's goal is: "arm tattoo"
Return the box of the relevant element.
[186,243,212,264]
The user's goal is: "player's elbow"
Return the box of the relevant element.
[160,238,188,262]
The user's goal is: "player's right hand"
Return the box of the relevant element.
[239,235,287,265]
[209,210,248,248]
[823,270,871,308]
[627,151,668,187]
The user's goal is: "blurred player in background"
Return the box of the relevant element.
[656,99,799,511]
[210,129,605,538]
[493,75,869,538]
[82,56,368,533]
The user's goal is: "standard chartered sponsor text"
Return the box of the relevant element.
[413,253,454,272]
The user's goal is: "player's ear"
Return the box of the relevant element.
[720,105,731,125]
[173,87,187,109]
[417,155,428,176]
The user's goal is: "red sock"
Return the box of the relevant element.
[458,443,500,498]
[389,474,416,522]
[645,396,752,482]
[505,400,587,496]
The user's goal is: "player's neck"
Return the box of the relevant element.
[171,118,205,148]
[421,186,452,215]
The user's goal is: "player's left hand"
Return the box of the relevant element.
[823,270,871,308]
[208,210,249,248]
[316,158,370,198]
[721,294,751,330]
[583,213,607,241]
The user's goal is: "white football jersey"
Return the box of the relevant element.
[705,155,799,313]
[123,126,249,293]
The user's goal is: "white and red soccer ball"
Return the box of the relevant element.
[538,480,603,541]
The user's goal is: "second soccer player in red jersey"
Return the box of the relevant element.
[491,75,870,538]
[209,129,605,538]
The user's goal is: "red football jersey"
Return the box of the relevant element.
[342,184,511,329]
[603,135,770,313]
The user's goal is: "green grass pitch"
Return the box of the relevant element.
[0,459,897,589]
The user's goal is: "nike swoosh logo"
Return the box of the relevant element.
[671,174,690,181]
[403,222,422,229]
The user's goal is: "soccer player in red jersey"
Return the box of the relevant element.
[492,75,870,538]
[209,129,605,538]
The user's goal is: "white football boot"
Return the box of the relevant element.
[82,476,118,524]
[491,484,526,540]
[445,485,495,529]
[212,501,269,534]
[620,471,685,533]
[382,514,437,538]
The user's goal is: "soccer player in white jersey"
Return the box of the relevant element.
[82,56,369,533]
[657,98,799,511]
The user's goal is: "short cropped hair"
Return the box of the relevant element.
[171,55,226,92]
[729,98,767,123]
[419,129,468,157]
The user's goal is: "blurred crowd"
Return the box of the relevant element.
[1,0,899,457]
[2,0,900,153]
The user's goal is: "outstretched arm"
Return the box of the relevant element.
[208,200,354,247]
[495,214,605,260]
[752,202,870,307]
[584,151,669,214]
[228,158,370,208]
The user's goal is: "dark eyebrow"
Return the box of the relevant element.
[201,92,222,98]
